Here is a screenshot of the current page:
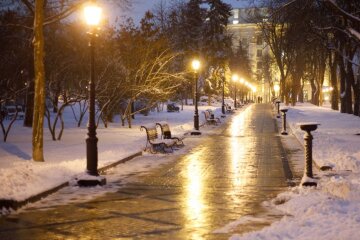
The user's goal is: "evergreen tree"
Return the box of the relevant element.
[202,0,232,101]
[229,40,252,81]
[184,0,205,56]
[203,0,232,66]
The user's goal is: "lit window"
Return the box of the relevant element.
[233,9,239,19]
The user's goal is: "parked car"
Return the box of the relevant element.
[167,103,180,112]
[3,105,25,120]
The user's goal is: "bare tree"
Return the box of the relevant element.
[18,0,130,161]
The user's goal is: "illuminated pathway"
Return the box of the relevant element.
[0,104,293,239]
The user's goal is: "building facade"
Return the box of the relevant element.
[227,8,274,103]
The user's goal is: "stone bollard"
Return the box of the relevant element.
[299,123,320,187]
[280,108,288,135]
[276,100,281,118]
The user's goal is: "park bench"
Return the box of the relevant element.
[202,110,219,125]
[156,121,184,146]
[206,109,221,123]
[140,124,176,153]
[225,104,235,113]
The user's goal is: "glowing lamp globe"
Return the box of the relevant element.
[274,84,280,92]
[192,59,201,71]
[232,74,239,82]
[84,5,102,26]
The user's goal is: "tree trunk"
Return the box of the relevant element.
[318,62,326,107]
[310,78,318,106]
[127,114,132,128]
[53,93,59,113]
[32,0,46,162]
[345,56,354,114]
[291,74,301,106]
[338,53,346,113]
[330,53,339,110]
[298,79,304,103]
[45,108,56,141]
[131,101,135,119]
[355,72,360,117]
[280,72,285,102]
[353,80,359,116]
[57,112,65,140]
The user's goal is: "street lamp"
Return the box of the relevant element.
[222,72,226,115]
[191,59,201,135]
[78,3,106,186]
[232,74,238,109]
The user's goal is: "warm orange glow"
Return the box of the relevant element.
[232,74,239,82]
[274,84,280,92]
[191,59,201,72]
[84,5,102,26]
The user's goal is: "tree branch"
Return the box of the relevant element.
[44,1,85,26]
[0,23,33,30]
[20,0,35,15]
[323,0,360,24]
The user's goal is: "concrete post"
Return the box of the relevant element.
[280,108,288,135]
[299,123,320,187]
[276,100,281,118]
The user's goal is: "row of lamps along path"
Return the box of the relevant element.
[77,1,323,189]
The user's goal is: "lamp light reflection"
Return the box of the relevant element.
[228,107,253,204]
[184,149,207,238]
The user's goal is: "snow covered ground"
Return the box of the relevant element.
[3,101,360,239]
[230,102,360,240]
[0,101,231,204]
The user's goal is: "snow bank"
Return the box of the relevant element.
[231,184,360,240]
[287,103,360,172]
[0,104,226,202]
[230,102,360,240]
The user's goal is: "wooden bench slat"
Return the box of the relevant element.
[203,110,220,125]
[141,124,176,153]
[155,122,184,146]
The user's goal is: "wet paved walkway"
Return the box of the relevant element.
[0,104,292,240]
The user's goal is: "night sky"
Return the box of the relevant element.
[119,0,251,24]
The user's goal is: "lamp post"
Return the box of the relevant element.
[78,3,106,186]
[191,59,201,134]
[232,74,238,109]
[222,73,225,115]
